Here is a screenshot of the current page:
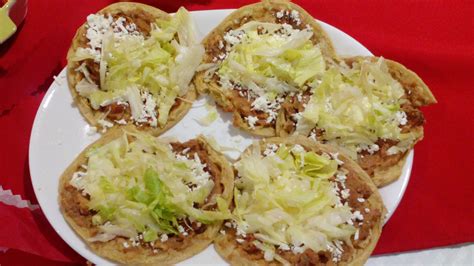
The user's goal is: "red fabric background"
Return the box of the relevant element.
[1,0,473,264]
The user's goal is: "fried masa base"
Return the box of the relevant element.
[214,136,386,266]
[66,2,197,136]
[58,128,234,265]
[194,0,337,137]
[276,56,437,187]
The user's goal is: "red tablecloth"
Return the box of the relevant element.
[1,0,473,264]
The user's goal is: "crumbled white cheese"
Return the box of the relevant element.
[290,10,301,25]
[278,244,290,251]
[218,40,224,49]
[129,90,157,126]
[70,171,87,190]
[341,189,350,199]
[245,116,258,129]
[160,234,168,242]
[276,10,285,19]
[175,153,211,191]
[395,111,408,126]
[236,238,245,244]
[263,143,279,157]
[354,229,360,241]
[83,14,142,62]
[357,143,380,154]
[122,242,130,248]
[352,211,364,221]
[357,198,365,203]
[364,208,370,213]
[309,131,317,141]
[223,29,244,46]
[328,240,344,262]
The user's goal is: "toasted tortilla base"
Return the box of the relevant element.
[66,2,197,136]
[59,128,234,265]
[194,0,337,137]
[276,56,436,187]
[215,136,386,265]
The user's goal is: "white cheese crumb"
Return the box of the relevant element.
[365,208,370,213]
[341,189,350,199]
[358,143,380,154]
[354,229,360,241]
[263,143,279,156]
[352,211,364,221]
[123,242,130,248]
[278,244,290,251]
[160,234,168,242]
[357,198,366,203]
[83,14,142,62]
[245,116,258,129]
[236,238,244,244]
[291,245,304,254]
[395,111,408,126]
[276,10,285,19]
[290,10,301,25]
[223,29,244,46]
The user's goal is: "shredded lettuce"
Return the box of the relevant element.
[232,143,355,255]
[295,58,420,158]
[71,131,229,242]
[216,22,326,101]
[74,8,203,127]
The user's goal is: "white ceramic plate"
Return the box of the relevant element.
[29,9,412,265]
